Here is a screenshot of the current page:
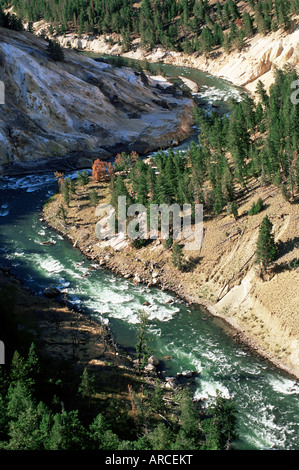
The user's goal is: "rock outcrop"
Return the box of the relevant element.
[0,28,194,173]
[49,17,299,96]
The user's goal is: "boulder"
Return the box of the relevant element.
[144,363,156,373]
[43,287,61,298]
[148,355,159,367]
[165,377,178,389]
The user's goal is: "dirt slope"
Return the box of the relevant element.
[43,177,299,378]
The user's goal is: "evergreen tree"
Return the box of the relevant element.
[148,423,174,450]
[69,178,76,194]
[77,171,89,186]
[136,310,150,371]
[89,189,99,206]
[78,367,95,407]
[89,413,120,450]
[62,180,70,207]
[172,389,202,450]
[47,39,64,61]
[202,392,238,450]
[256,215,276,269]
[171,242,184,271]
[47,410,87,450]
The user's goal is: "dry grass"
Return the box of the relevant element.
[43,175,299,377]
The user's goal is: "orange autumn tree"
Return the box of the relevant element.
[54,171,64,192]
[92,159,107,182]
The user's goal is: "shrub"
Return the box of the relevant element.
[248,198,264,216]
[47,39,64,61]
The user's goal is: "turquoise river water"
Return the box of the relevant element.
[0,58,298,450]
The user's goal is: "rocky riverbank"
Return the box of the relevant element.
[0,28,195,172]
[33,17,299,97]
[0,261,196,408]
[42,177,299,379]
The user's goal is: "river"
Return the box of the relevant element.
[0,59,298,450]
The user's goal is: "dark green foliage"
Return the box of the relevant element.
[0,346,238,450]
[193,68,298,200]
[47,39,65,61]
[256,215,276,269]
[5,0,296,56]
[69,178,76,194]
[47,410,88,450]
[89,188,99,206]
[78,367,95,407]
[77,171,89,186]
[147,422,174,450]
[0,5,23,30]
[110,175,132,214]
[62,179,70,207]
[106,68,297,249]
[56,204,67,221]
[163,236,173,250]
[171,242,184,271]
[201,392,238,450]
[172,389,203,450]
[248,197,264,215]
[136,310,151,371]
[227,201,238,219]
[89,413,120,450]
[150,379,164,414]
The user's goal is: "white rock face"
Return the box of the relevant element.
[52,20,299,97]
[0,28,194,172]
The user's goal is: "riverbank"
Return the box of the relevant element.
[42,177,299,380]
[40,18,299,97]
[0,263,182,411]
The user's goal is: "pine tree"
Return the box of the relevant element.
[243,12,254,37]
[136,310,150,371]
[148,422,174,450]
[47,39,64,61]
[62,180,70,207]
[89,189,99,206]
[47,410,87,450]
[89,413,120,450]
[256,215,276,269]
[69,178,76,194]
[78,367,95,407]
[172,389,202,450]
[77,171,89,186]
[201,392,238,450]
[171,242,184,271]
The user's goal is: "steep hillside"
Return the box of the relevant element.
[0,28,194,172]
[51,19,299,96]
[43,176,299,378]
[17,0,299,95]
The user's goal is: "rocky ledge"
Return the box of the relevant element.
[0,28,194,173]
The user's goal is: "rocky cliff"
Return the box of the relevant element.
[48,17,298,96]
[0,28,194,173]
